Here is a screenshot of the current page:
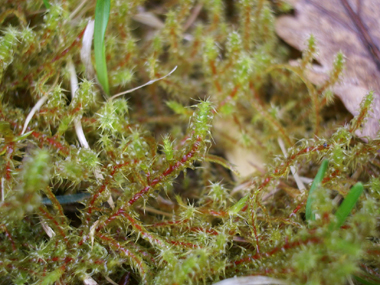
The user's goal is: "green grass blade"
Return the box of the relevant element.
[94,0,110,95]
[329,182,364,231]
[43,0,50,9]
[306,160,329,221]
[228,194,249,215]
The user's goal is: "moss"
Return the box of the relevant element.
[0,1,379,284]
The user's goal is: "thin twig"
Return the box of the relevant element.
[136,205,173,218]
[183,4,203,31]
[21,75,59,135]
[21,96,48,135]
[109,66,177,101]
[68,0,88,20]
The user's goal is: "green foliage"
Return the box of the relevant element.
[329,182,364,231]
[94,0,111,95]
[0,1,379,285]
[300,34,316,70]
[0,27,19,80]
[1,149,51,222]
[306,160,329,221]
[229,194,249,215]
[42,0,50,9]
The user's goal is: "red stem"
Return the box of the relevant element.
[232,237,322,266]
[0,224,16,251]
[38,206,69,246]
[99,137,202,230]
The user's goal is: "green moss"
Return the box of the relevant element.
[0,1,379,284]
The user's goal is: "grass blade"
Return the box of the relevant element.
[43,0,50,9]
[205,154,240,177]
[305,160,329,221]
[229,194,249,215]
[94,0,110,95]
[329,182,364,231]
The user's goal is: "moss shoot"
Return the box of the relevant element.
[0,1,379,284]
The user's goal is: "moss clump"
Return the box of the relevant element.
[0,1,379,284]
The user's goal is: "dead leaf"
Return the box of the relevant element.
[213,118,265,179]
[89,220,99,250]
[83,275,98,285]
[276,0,380,138]
[40,218,56,238]
[132,12,165,29]
[213,276,288,285]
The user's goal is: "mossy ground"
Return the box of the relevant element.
[0,1,379,284]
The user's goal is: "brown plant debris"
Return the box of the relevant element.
[276,0,380,138]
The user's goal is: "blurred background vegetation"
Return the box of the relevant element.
[0,1,379,284]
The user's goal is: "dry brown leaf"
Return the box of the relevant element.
[213,276,288,285]
[132,12,165,29]
[213,118,265,179]
[83,275,98,285]
[276,0,380,138]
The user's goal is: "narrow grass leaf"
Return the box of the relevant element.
[43,0,50,9]
[205,154,240,177]
[306,159,329,221]
[229,194,249,215]
[329,182,364,231]
[94,0,110,95]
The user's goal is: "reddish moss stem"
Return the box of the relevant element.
[38,206,69,246]
[99,137,203,231]
[43,186,65,224]
[0,224,16,251]
[232,237,322,266]
[51,27,86,63]
[31,132,70,156]
[96,232,150,284]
